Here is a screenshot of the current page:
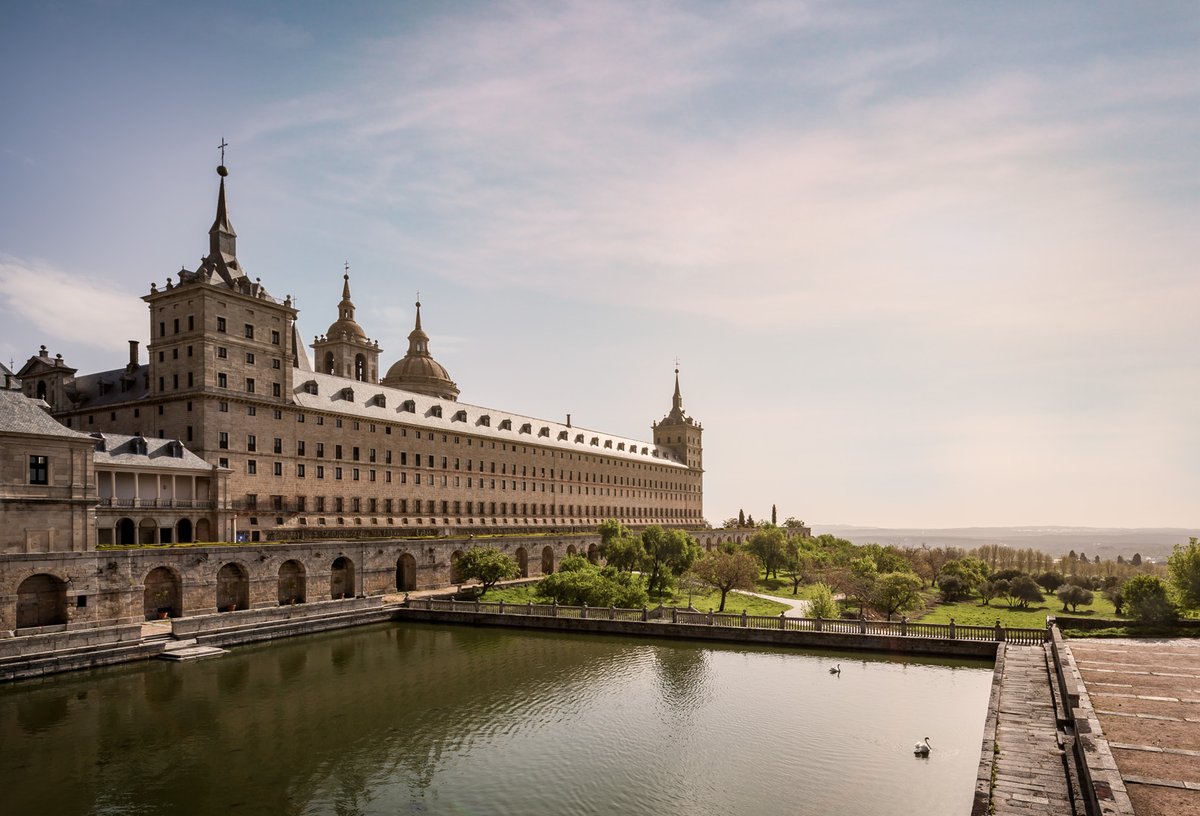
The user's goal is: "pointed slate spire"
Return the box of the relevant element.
[664,364,688,423]
[202,161,245,287]
[408,300,429,353]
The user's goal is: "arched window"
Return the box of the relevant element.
[323,352,335,375]
[354,354,367,382]
[36,380,47,400]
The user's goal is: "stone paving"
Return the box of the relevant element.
[1069,638,1200,816]
[993,645,1076,814]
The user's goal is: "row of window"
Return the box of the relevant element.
[160,314,280,346]
[242,493,698,518]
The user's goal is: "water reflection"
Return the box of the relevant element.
[0,624,993,816]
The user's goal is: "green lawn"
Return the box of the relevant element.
[914,594,1123,628]
[751,573,818,600]
[475,581,788,616]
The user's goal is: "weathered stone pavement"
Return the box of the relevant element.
[993,645,1076,814]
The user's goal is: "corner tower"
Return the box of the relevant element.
[653,367,703,470]
[311,270,381,381]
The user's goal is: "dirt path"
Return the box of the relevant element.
[731,589,811,616]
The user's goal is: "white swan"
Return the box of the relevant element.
[829,664,841,674]
[914,737,931,755]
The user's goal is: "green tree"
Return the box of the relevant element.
[1055,584,1093,612]
[689,550,759,612]
[780,537,823,595]
[1167,537,1200,610]
[806,582,839,619]
[537,559,648,608]
[641,526,699,596]
[771,504,777,525]
[939,557,989,595]
[871,571,924,620]
[748,526,786,579]
[1123,575,1177,624]
[938,575,970,603]
[1000,576,1044,610]
[456,547,520,597]
[979,578,1007,606]
[1131,552,1142,567]
[738,509,745,527]
[1036,571,1064,592]
[598,521,645,573]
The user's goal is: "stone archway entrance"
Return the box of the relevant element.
[195,518,212,542]
[396,553,417,591]
[16,574,68,629]
[116,517,136,545]
[176,518,194,544]
[330,556,355,599]
[143,566,182,619]
[138,518,157,545]
[278,560,306,604]
[541,546,554,575]
[515,547,529,578]
[216,562,249,612]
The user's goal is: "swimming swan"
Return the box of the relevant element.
[829,664,841,674]
[914,737,931,755]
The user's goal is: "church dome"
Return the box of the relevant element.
[381,301,460,400]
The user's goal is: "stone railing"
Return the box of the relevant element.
[100,498,213,509]
[407,598,1047,645]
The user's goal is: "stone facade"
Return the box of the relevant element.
[0,390,97,555]
[21,164,706,542]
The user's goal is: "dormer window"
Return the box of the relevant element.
[303,380,319,395]
[499,419,512,431]
[575,434,585,444]
[519,423,532,435]
[538,426,550,437]
[338,387,354,401]
[590,437,599,446]
[428,405,443,418]
[557,430,569,440]
[371,394,386,408]
[453,410,467,422]
[400,400,416,413]
[478,414,491,427]
[617,442,625,451]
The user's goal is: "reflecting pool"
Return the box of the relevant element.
[0,624,992,815]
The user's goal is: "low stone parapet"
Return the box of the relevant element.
[0,622,143,661]
[170,596,383,639]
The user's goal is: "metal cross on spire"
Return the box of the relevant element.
[218,138,229,164]
[674,356,680,371]
[344,260,350,275]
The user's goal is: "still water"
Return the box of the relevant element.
[1,624,992,815]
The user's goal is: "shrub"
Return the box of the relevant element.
[1055,584,1093,612]
[1036,572,1064,592]
[1123,575,1177,624]
[807,582,838,619]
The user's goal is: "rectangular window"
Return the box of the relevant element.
[217,346,227,358]
[316,465,325,479]
[335,467,343,480]
[352,447,360,461]
[218,373,227,388]
[271,330,281,345]
[247,435,257,452]
[219,457,229,468]
[218,432,229,449]
[159,321,166,337]
[188,315,194,331]
[28,455,48,485]
[297,441,306,456]
[316,497,326,512]
[273,438,282,454]
[335,445,343,459]
[173,318,180,334]
[247,459,257,474]
[245,378,255,393]
[244,323,254,339]
[217,317,227,333]
[316,443,324,458]
[187,372,193,387]
[335,497,344,513]
[245,352,255,364]
[219,401,229,413]
[297,464,306,477]
[272,383,281,398]
[273,462,282,476]
[272,358,281,369]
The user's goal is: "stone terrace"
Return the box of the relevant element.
[1069,638,1200,816]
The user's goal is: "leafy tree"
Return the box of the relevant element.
[746,513,754,527]
[780,537,823,595]
[689,550,759,612]
[1123,575,1177,624]
[771,504,777,525]
[598,522,645,573]
[738,509,745,527]
[841,556,878,615]
[1131,552,1142,567]
[859,543,912,575]
[919,545,955,588]
[807,582,839,619]
[641,526,699,596]
[1036,571,1064,592]
[939,557,989,594]
[1056,584,1093,612]
[721,517,739,529]
[979,579,1007,606]
[537,559,648,608]
[783,517,808,532]
[938,575,970,603]
[1167,537,1200,610]
[457,547,520,596]
[1000,576,1044,610]
[991,568,1026,583]
[1104,586,1125,616]
[871,571,924,620]
[748,526,786,579]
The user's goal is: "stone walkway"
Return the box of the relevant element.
[993,645,1076,814]
[730,588,811,616]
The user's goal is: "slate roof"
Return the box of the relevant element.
[0,389,94,440]
[67,365,151,408]
[292,371,688,469]
[92,434,215,472]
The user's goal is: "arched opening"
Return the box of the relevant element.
[143,566,182,619]
[450,550,465,583]
[278,560,306,605]
[36,380,47,400]
[138,518,157,545]
[354,354,367,382]
[566,544,577,557]
[16,574,68,629]
[216,562,249,612]
[396,553,417,591]
[323,351,335,375]
[515,547,529,578]
[176,518,194,544]
[541,546,554,575]
[116,517,136,545]
[587,543,598,564]
[330,556,355,599]
[195,518,212,542]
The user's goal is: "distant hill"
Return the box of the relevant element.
[810,525,1197,563]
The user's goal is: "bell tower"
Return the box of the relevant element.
[652,366,703,470]
[311,267,382,382]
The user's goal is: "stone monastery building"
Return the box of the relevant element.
[16,164,705,544]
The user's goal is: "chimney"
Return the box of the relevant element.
[127,340,139,371]
[566,413,572,428]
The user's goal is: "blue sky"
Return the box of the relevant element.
[2,1,1197,527]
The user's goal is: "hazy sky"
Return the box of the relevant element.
[2,2,1197,528]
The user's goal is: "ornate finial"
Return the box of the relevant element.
[344,260,349,277]
[217,137,229,175]
[674,356,680,374]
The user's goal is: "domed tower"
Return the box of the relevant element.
[311,270,381,381]
[381,300,459,400]
[653,367,702,470]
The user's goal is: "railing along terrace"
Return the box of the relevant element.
[408,598,1048,644]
